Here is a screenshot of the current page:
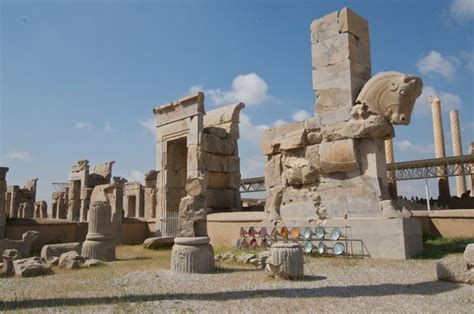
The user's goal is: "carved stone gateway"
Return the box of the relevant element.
[262,7,424,259]
[153,93,243,272]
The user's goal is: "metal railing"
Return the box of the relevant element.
[160,211,179,237]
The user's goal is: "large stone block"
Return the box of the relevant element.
[206,189,237,209]
[40,242,81,258]
[203,102,245,128]
[323,218,423,259]
[261,122,306,155]
[311,32,370,69]
[436,256,473,284]
[319,139,359,173]
[264,154,283,188]
[201,133,237,156]
[192,151,240,173]
[207,172,241,190]
[310,7,369,44]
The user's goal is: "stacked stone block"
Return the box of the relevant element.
[5,178,38,219]
[311,7,371,126]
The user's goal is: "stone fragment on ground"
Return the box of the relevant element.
[58,251,85,269]
[40,242,81,258]
[13,257,52,277]
[83,259,104,267]
[436,244,474,285]
[463,243,474,269]
[46,256,59,266]
[143,237,174,250]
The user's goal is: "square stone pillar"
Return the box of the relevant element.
[311,7,371,126]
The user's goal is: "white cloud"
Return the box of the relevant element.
[462,50,474,72]
[416,51,457,79]
[188,85,203,94]
[241,155,265,178]
[75,121,92,129]
[273,119,287,127]
[6,151,31,161]
[104,122,114,133]
[291,109,311,122]
[190,73,277,106]
[140,118,155,135]
[129,170,144,183]
[395,140,434,154]
[239,112,269,144]
[414,85,463,115]
[451,0,474,19]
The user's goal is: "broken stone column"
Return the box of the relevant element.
[385,138,398,199]
[81,185,115,261]
[144,170,158,219]
[111,177,127,244]
[0,167,8,240]
[449,110,466,197]
[311,7,371,126]
[68,160,89,221]
[430,96,450,199]
[34,201,47,219]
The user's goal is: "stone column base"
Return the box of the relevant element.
[82,238,115,262]
[269,242,304,279]
[171,237,215,274]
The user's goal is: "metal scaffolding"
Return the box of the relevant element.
[52,182,69,192]
[387,155,474,181]
[240,155,474,193]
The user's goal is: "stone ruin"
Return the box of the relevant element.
[67,160,115,222]
[0,167,8,239]
[152,92,244,272]
[4,177,38,219]
[153,92,244,239]
[34,201,48,219]
[262,8,424,259]
[82,184,116,261]
[51,189,68,219]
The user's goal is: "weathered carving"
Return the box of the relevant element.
[356,71,423,125]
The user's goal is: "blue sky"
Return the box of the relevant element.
[1,0,473,203]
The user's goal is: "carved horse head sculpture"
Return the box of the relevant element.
[356,71,423,125]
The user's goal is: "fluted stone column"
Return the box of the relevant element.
[171,237,214,273]
[430,96,450,199]
[450,110,466,196]
[269,243,304,279]
[0,167,9,240]
[385,139,398,199]
[82,185,115,261]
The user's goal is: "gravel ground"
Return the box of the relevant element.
[0,248,472,313]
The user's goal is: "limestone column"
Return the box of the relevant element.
[0,167,9,240]
[430,95,450,199]
[385,139,398,199]
[82,185,115,261]
[450,110,466,196]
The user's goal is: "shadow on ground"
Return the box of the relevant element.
[0,281,462,310]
